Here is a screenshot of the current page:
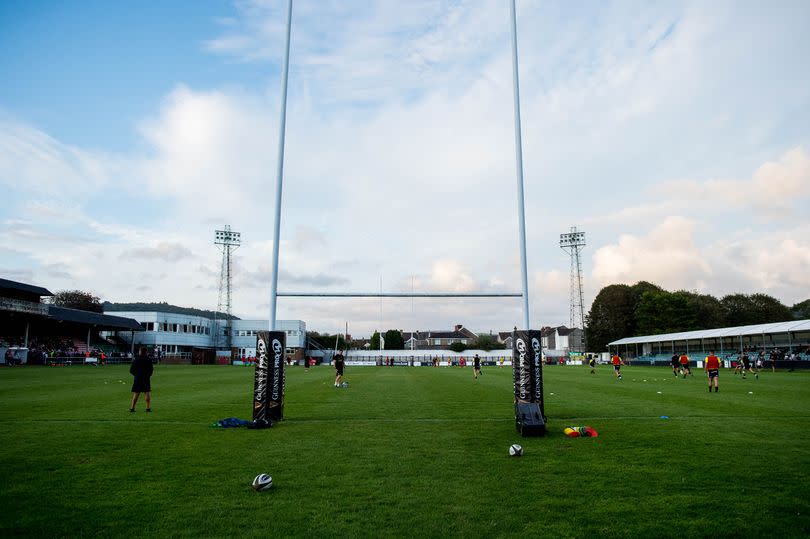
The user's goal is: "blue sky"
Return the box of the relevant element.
[1,0,809,336]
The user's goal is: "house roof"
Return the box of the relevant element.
[0,278,53,298]
[557,326,580,336]
[404,328,475,340]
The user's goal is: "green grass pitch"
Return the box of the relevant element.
[1,364,809,537]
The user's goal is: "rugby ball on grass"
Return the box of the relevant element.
[509,444,523,457]
[252,473,273,491]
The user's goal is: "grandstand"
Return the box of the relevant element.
[608,319,810,367]
[0,278,142,364]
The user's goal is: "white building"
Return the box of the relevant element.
[104,310,305,360]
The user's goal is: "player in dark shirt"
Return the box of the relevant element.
[741,353,758,380]
[588,357,596,374]
[671,354,680,377]
[473,354,481,379]
[333,350,345,387]
[129,348,154,412]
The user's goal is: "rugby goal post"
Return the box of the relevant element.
[266,0,533,331]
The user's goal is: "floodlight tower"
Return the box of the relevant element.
[559,227,586,349]
[214,225,241,351]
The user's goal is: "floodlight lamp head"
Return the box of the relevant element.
[214,226,241,246]
[559,231,586,247]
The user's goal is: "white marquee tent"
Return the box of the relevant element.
[608,319,810,357]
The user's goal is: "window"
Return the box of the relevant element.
[182,325,188,333]
[434,339,441,345]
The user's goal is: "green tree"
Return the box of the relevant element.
[721,293,792,326]
[472,334,501,351]
[720,294,755,326]
[449,341,467,352]
[370,331,381,350]
[634,290,697,335]
[682,291,724,329]
[629,281,664,307]
[52,290,103,313]
[383,329,405,350]
[585,284,635,351]
[749,294,793,323]
[792,299,810,319]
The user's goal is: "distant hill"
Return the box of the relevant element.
[102,301,240,321]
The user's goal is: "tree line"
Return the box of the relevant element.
[585,281,810,351]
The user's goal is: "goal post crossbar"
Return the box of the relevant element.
[278,292,523,298]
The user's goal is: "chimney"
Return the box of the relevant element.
[455,324,463,332]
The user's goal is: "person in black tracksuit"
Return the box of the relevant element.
[333,350,345,387]
[129,348,154,412]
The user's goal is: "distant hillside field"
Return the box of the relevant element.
[103,301,239,320]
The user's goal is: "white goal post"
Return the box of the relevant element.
[267,0,533,330]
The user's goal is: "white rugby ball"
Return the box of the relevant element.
[252,473,273,491]
[509,444,523,457]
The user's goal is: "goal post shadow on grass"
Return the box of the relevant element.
[252,0,544,436]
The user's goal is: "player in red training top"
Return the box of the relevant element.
[705,351,721,393]
[679,353,691,378]
[611,353,623,380]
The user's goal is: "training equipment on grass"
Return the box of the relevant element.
[254,331,286,424]
[564,426,598,438]
[512,330,546,436]
[341,382,349,388]
[252,474,273,491]
[213,417,251,428]
[509,444,523,457]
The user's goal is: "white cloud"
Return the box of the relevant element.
[121,243,193,262]
[0,118,117,195]
[591,216,712,290]
[653,147,810,216]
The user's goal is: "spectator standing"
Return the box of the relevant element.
[129,348,154,413]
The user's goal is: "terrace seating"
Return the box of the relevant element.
[72,338,88,355]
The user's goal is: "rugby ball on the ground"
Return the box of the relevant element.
[252,473,273,491]
[509,444,523,457]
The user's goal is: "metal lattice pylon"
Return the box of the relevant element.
[214,225,241,351]
[559,226,586,350]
